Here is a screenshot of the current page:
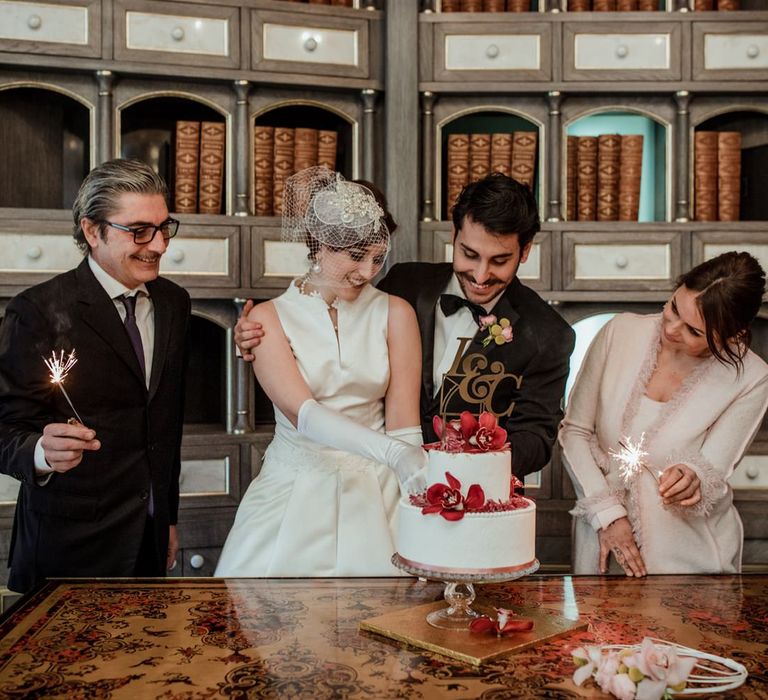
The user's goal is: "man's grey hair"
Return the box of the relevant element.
[72,159,168,253]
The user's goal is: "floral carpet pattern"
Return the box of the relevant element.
[0,575,767,698]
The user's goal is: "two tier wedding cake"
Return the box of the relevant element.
[395,412,536,575]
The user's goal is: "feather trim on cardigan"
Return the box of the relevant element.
[664,449,727,517]
[570,488,626,526]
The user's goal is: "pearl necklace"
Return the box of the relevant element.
[298,275,339,332]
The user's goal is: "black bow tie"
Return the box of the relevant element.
[439,294,487,324]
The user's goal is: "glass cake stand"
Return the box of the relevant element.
[392,553,540,630]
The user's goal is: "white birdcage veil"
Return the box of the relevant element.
[282,166,390,289]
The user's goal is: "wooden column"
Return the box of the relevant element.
[547,90,562,222]
[95,70,114,164]
[232,299,251,435]
[360,88,377,183]
[421,92,436,222]
[234,80,251,216]
[674,90,691,223]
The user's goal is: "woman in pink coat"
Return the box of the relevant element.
[561,252,768,576]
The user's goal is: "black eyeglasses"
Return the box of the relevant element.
[102,218,180,244]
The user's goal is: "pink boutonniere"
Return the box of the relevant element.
[479,315,513,347]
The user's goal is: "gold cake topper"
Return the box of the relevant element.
[438,337,523,421]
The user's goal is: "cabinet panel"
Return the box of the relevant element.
[251,9,369,79]
[114,0,240,69]
[160,224,240,289]
[180,440,241,509]
[181,546,221,577]
[564,21,682,81]
[563,230,684,291]
[249,223,305,293]
[0,0,100,58]
[694,22,768,81]
[692,230,768,275]
[432,22,552,82]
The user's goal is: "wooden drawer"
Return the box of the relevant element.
[564,21,682,81]
[251,9,369,79]
[249,222,306,292]
[179,441,241,509]
[431,22,552,82]
[181,546,221,577]
[692,230,768,276]
[0,0,100,58]
[160,224,240,289]
[563,231,684,291]
[732,454,768,491]
[693,22,768,81]
[114,0,240,69]
[0,225,83,286]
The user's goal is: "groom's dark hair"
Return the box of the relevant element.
[451,173,540,249]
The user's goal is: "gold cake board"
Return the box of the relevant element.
[360,601,587,666]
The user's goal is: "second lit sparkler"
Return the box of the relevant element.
[43,349,84,424]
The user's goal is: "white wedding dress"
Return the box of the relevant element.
[215,281,403,577]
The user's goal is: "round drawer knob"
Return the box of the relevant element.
[746,465,760,480]
[304,37,318,52]
[170,248,185,263]
[171,26,185,41]
[189,554,205,569]
[615,44,629,59]
[26,245,43,260]
[746,44,760,59]
[27,14,42,30]
[614,255,629,269]
[485,44,500,59]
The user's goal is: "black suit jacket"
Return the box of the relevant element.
[0,258,190,592]
[379,262,575,478]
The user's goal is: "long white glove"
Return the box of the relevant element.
[297,399,427,485]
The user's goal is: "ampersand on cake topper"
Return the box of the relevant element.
[437,335,523,428]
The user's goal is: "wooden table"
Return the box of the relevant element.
[0,575,766,698]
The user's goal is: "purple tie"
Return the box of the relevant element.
[121,294,146,379]
[121,294,153,516]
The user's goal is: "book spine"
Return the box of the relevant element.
[317,130,338,171]
[693,0,714,9]
[461,0,483,10]
[254,125,275,217]
[717,131,741,222]
[694,131,718,222]
[329,0,353,5]
[273,127,295,216]
[511,130,537,190]
[198,121,225,215]
[576,136,598,221]
[566,135,578,222]
[483,0,506,9]
[294,127,319,173]
[507,0,531,9]
[717,0,739,9]
[174,120,200,214]
[617,0,639,10]
[490,133,513,177]
[568,0,592,10]
[597,133,621,221]
[446,133,470,215]
[636,0,656,8]
[593,0,617,10]
[441,0,460,10]
[469,133,491,183]
[618,134,643,222]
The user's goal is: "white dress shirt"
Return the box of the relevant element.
[432,274,503,397]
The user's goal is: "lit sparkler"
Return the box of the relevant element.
[611,433,660,484]
[43,349,84,424]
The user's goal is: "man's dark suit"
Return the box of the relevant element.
[379,262,575,478]
[0,258,190,592]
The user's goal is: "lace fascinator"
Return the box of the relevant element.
[282,166,391,289]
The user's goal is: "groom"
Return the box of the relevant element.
[235,173,574,479]
[378,174,574,478]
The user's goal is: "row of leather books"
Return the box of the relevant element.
[694,131,741,222]
[446,132,537,213]
[566,134,643,222]
[442,0,534,10]
[568,0,658,9]
[254,126,339,216]
[692,0,739,8]
[174,121,225,215]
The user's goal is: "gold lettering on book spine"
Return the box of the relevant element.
[439,337,523,420]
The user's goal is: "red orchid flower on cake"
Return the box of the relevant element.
[432,411,508,453]
[469,607,534,636]
[421,471,485,521]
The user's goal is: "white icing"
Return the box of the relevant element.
[396,498,536,572]
[427,448,511,502]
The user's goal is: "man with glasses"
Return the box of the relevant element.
[0,158,190,593]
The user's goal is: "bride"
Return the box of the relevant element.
[215,167,425,577]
